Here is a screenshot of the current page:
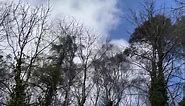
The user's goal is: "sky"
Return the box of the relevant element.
[2,0,177,44]
[37,0,176,41]
[109,0,176,40]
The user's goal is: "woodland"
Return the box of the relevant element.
[0,0,185,106]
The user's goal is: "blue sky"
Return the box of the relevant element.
[109,0,176,40]
[17,0,178,44]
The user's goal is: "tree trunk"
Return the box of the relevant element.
[8,59,26,106]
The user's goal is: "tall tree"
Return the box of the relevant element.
[0,3,50,106]
[173,16,185,106]
[128,5,178,105]
[92,43,130,106]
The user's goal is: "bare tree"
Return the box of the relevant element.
[48,20,79,106]
[127,0,184,105]
[92,42,130,106]
[0,2,51,105]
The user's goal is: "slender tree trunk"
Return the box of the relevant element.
[63,85,70,106]
[44,85,57,106]
[157,40,168,106]
[94,87,100,106]
[80,68,87,106]
[8,59,26,106]
[149,40,168,106]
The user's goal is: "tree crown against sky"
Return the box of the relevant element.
[0,0,184,106]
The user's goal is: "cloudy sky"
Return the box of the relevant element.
[6,0,177,43]
[33,0,176,40]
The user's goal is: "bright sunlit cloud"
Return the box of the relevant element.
[2,0,128,46]
[26,0,122,37]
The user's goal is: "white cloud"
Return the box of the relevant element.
[110,39,129,51]
[2,0,129,46]
[26,0,121,37]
